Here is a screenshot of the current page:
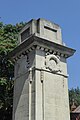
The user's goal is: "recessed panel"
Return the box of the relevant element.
[21,27,30,42]
[44,26,57,41]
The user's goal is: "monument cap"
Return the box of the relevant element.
[18,18,62,45]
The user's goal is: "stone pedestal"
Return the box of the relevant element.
[9,18,75,120]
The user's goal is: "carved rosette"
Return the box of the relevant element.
[45,54,61,73]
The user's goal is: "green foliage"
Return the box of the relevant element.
[69,87,80,109]
[0,22,25,54]
[0,78,13,120]
[0,21,26,120]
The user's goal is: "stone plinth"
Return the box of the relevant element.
[9,18,75,120]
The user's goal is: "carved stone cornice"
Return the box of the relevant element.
[7,34,76,61]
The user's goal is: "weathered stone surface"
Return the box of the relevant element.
[18,18,62,45]
[9,18,75,120]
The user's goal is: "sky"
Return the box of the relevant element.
[0,0,80,89]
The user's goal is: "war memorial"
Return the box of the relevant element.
[9,18,75,120]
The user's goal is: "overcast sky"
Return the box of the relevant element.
[0,0,80,88]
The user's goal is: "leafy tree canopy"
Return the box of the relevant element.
[69,87,80,110]
[0,21,26,120]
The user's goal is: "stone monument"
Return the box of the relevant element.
[9,18,75,120]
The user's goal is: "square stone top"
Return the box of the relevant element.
[18,18,62,45]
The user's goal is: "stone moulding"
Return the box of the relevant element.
[14,67,68,81]
[8,34,76,62]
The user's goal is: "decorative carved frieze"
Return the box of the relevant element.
[45,53,61,73]
[12,44,71,65]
